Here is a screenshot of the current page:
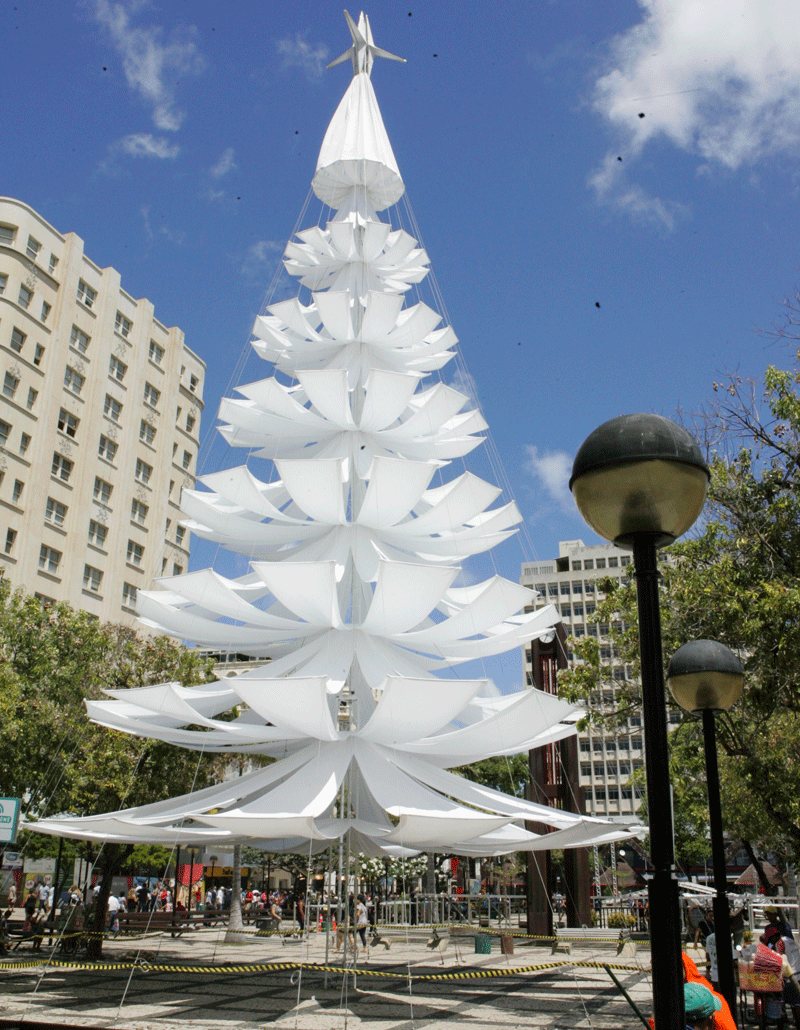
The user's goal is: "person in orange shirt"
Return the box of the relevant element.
[647,954,737,1030]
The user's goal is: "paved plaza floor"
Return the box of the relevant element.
[0,925,661,1029]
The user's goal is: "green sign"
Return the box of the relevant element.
[0,798,21,844]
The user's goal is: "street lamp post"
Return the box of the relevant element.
[667,639,745,1019]
[570,413,710,1030]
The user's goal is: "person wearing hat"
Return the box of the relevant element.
[761,910,800,1029]
[684,982,721,1030]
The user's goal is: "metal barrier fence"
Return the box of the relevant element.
[306,894,524,929]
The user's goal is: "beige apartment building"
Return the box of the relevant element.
[521,539,681,820]
[0,197,205,624]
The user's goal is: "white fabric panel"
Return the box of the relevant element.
[405,577,533,645]
[358,458,435,529]
[360,291,405,340]
[199,467,291,520]
[197,815,332,840]
[276,459,346,523]
[359,677,485,744]
[266,298,320,337]
[232,678,340,741]
[153,570,304,630]
[315,291,354,341]
[385,814,512,847]
[250,561,342,627]
[407,474,502,534]
[360,369,420,431]
[361,561,456,635]
[297,369,352,426]
[102,682,238,721]
[392,385,468,438]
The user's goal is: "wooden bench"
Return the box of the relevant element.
[553,926,636,956]
[117,911,195,937]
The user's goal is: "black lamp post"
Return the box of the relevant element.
[667,639,744,1018]
[570,413,709,1030]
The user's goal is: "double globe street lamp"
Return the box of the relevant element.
[667,639,745,1019]
[570,413,710,1030]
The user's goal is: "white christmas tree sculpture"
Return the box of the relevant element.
[30,12,634,859]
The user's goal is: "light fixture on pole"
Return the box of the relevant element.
[667,639,744,1019]
[570,413,709,1030]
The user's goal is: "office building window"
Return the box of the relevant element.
[109,354,127,382]
[135,458,152,485]
[58,408,79,438]
[41,301,51,323]
[608,556,619,567]
[175,525,186,547]
[26,235,41,261]
[143,382,160,407]
[103,394,122,422]
[186,414,196,434]
[139,420,156,445]
[182,449,192,470]
[77,279,97,308]
[51,453,73,482]
[149,340,164,365]
[131,499,148,525]
[26,387,37,410]
[127,540,144,566]
[115,312,132,338]
[17,284,32,310]
[88,519,108,547]
[0,225,16,245]
[0,274,6,295]
[12,479,23,503]
[70,325,90,354]
[64,366,84,396]
[0,420,10,447]
[596,558,606,569]
[39,544,61,574]
[83,564,103,593]
[621,556,631,567]
[2,371,19,399]
[45,497,67,527]
[48,254,58,274]
[10,327,26,353]
[122,582,137,608]
[98,435,117,462]
[572,581,582,594]
[33,344,44,366]
[189,374,198,393]
[93,477,112,504]
[4,528,15,555]
[172,563,183,575]
[572,561,582,570]
[19,432,30,457]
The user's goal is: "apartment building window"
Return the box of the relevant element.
[70,325,90,354]
[19,432,30,457]
[0,420,9,447]
[48,254,58,274]
[103,394,122,422]
[127,540,144,566]
[186,414,196,434]
[2,372,19,399]
[189,374,198,393]
[41,301,51,323]
[175,525,186,547]
[0,274,6,295]
[135,458,152,485]
[26,388,37,410]
[45,497,68,527]
[88,519,108,547]
[12,479,23,503]
[18,284,32,310]
[64,366,85,396]
[10,327,26,353]
[139,420,155,446]
[93,477,112,504]
[26,235,41,261]
[83,564,103,593]
[77,279,96,309]
[182,449,192,470]
[4,529,15,555]
[109,355,127,382]
[0,225,16,246]
[33,344,44,366]
[51,453,73,482]
[131,499,148,525]
[115,312,133,338]
[98,435,117,462]
[143,382,160,407]
[58,408,79,438]
[122,582,137,608]
[39,544,61,575]
[149,340,164,365]
[172,563,183,575]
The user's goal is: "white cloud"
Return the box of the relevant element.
[99,132,179,173]
[242,239,286,283]
[139,203,185,246]
[210,147,237,179]
[276,32,329,83]
[90,0,205,130]
[591,0,800,220]
[448,366,480,408]
[524,445,574,511]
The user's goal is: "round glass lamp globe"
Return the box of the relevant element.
[569,414,709,548]
[667,639,744,714]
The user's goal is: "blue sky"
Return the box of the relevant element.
[6,1,800,680]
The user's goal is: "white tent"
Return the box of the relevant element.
[28,12,637,856]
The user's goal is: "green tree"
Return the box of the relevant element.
[558,344,800,878]
[0,580,218,955]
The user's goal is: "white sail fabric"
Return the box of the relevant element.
[27,12,638,861]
